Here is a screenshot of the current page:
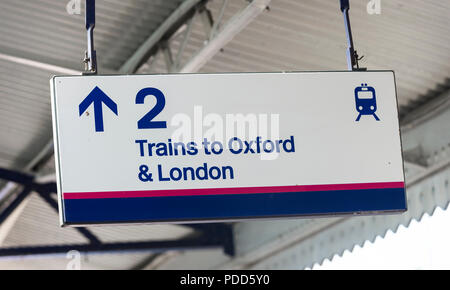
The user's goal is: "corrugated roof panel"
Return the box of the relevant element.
[0,0,187,169]
[1,192,193,269]
[0,59,54,169]
[2,193,193,247]
[150,0,450,108]
[2,194,87,246]
[0,0,184,71]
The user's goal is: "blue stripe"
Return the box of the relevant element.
[62,188,406,225]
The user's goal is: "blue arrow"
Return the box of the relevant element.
[79,86,118,132]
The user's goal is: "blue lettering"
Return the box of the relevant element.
[157,163,234,182]
[135,139,147,156]
[244,140,255,154]
[158,164,170,181]
[229,137,243,154]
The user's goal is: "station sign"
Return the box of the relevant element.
[50,71,406,226]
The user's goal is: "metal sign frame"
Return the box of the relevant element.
[51,71,406,226]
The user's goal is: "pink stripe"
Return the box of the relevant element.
[63,182,404,200]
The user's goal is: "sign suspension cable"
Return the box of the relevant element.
[339,0,366,71]
[83,0,97,75]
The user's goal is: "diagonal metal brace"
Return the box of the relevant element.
[0,168,101,245]
[0,168,235,255]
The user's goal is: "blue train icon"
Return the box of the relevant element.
[355,83,380,121]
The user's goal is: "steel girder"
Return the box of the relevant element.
[0,168,235,258]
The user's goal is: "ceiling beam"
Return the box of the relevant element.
[180,0,271,73]
[119,0,204,74]
[0,52,80,75]
[0,237,225,259]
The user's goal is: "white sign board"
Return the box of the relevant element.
[51,71,406,226]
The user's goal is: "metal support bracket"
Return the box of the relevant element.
[340,0,366,71]
[83,0,97,75]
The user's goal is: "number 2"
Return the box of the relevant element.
[136,87,167,129]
